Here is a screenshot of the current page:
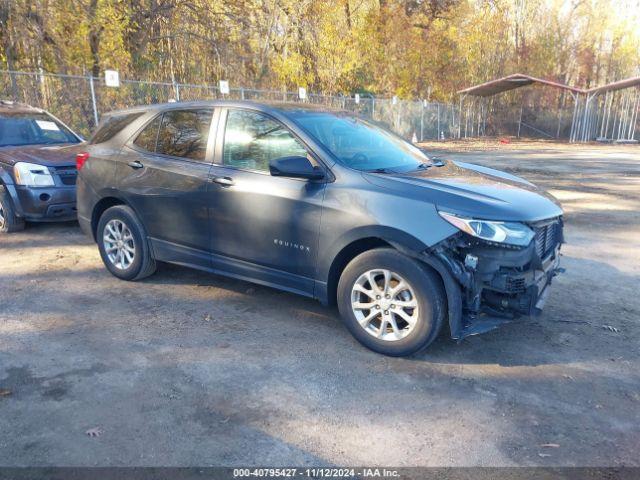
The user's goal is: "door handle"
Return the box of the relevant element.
[128,160,144,169]
[210,176,235,187]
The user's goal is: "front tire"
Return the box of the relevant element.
[337,248,445,356]
[97,205,156,281]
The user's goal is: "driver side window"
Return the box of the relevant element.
[222,110,307,172]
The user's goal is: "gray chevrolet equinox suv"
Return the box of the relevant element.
[77,101,564,356]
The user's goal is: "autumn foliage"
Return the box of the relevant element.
[0,0,638,100]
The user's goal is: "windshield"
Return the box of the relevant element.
[0,112,80,147]
[287,111,429,172]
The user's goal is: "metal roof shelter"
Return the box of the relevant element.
[458,74,640,142]
[456,74,583,140]
[576,77,640,142]
[458,73,582,97]
[586,76,640,95]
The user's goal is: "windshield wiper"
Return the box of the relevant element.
[430,156,446,167]
[412,160,444,172]
[367,167,395,173]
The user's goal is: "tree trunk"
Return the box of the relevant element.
[344,0,351,29]
[88,0,101,78]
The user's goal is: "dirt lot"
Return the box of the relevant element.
[1,142,639,467]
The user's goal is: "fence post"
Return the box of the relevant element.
[173,82,180,101]
[88,75,99,127]
[437,103,441,140]
[458,96,463,139]
[420,101,424,141]
[38,67,46,108]
[8,70,18,99]
[517,106,523,138]
[240,87,245,100]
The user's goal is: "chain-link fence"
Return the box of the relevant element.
[0,70,459,141]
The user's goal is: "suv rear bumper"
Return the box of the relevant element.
[78,214,92,237]
[13,185,77,222]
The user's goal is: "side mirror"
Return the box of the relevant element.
[430,156,446,167]
[269,156,325,180]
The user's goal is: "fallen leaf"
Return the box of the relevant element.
[0,389,11,397]
[540,443,560,448]
[538,453,552,458]
[85,427,103,437]
[203,314,211,321]
[602,325,619,333]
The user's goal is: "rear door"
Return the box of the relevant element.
[117,107,217,266]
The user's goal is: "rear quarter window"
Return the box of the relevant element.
[133,116,161,152]
[89,111,145,145]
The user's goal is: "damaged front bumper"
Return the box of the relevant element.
[423,217,565,340]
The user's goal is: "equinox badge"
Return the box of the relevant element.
[274,238,311,253]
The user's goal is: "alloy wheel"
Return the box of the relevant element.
[350,269,419,341]
[103,219,136,270]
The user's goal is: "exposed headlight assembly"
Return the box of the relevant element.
[439,211,534,247]
[13,162,55,187]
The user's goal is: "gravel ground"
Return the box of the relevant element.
[1,143,639,467]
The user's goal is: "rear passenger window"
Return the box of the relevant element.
[90,111,144,145]
[133,116,161,152]
[156,109,213,161]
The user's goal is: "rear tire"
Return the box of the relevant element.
[0,185,25,233]
[337,248,445,357]
[97,205,156,281]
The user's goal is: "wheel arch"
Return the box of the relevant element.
[0,166,24,217]
[323,237,392,306]
[0,165,14,186]
[91,196,131,241]
[319,226,437,306]
[319,227,462,339]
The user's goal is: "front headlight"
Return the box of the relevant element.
[13,162,55,187]
[439,211,534,247]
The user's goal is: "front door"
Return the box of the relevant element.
[118,107,216,266]
[207,108,327,296]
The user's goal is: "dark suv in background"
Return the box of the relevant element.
[77,101,564,356]
[0,101,83,232]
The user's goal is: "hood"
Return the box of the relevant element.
[0,143,83,167]
[363,160,563,223]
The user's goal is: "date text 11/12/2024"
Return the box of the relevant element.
[233,468,400,478]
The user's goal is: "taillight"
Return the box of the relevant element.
[76,152,89,171]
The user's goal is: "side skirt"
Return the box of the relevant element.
[149,237,316,299]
